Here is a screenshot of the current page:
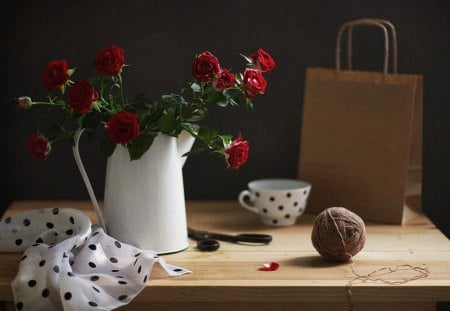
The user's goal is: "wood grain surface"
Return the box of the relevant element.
[1,201,449,310]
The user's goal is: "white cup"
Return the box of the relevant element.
[238,178,311,226]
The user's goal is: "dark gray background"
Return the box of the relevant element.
[1,1,449,233]
[1,1,449,309]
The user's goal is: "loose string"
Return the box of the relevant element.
[346,264,430,311]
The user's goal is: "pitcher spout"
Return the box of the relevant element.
[176,130,196,167]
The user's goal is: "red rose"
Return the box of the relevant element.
[225,135,250,169]
[105,111,140,144]
[94,45,125,75]
[250,49,276,72]
[212,69,236,91]
[192,51,220,82]
[42,60,69,91]
[15,96,32,110]
[243,69,267,98]
[27,134,51,161]
[68,80,98,114]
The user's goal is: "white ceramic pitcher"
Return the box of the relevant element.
[73,129,195,254]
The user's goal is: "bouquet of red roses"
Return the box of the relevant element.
[17,45,275,169]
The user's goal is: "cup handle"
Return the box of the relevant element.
[238,190,259,214]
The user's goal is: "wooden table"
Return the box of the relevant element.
[1,201,450,311]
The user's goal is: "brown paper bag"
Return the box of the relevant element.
[298,19,423,224]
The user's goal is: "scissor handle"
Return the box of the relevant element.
[188,227,273,245]
[197,239,220,251]
[235,234,273,244]
[203,232,273,244]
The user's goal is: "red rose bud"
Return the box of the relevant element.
[225,135,250,169]
[94,45,125,75]
[212,69,236,91]
[250,49,276,72]
[243,69,267,99]
[27,134,51,161]
[105,111,140,144]
[42,60,69,91]
[68,80,98,114]
[192,51,220,83]
[15,96,33,109]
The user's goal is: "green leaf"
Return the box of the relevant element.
[186,115,205,122]
[100,140,117,158]
[240,53,253,64]
[112,83,121,90]
[198,126,218,142]
[159,111,177,135]
[129,93,149,109]
[181,122,199,135]
[228,98,238,106]
[224,88,242,98]
[160,94,182,107]
[216,100,228,107]
[206,90,226,104]
[81,110,102,130]
[184,106,207,122]
[245,98,254,109]
[139,111,158,130]
[89,76,102,85]
[67,68,76,77]
[191,83,201,93]
[128,133,156,160]
[219,135,232,146]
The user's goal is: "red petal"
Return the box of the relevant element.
[259,261,280,271]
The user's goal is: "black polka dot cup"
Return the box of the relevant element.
[238,179,311,226]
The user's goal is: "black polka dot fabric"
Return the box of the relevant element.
[0,208,191,311]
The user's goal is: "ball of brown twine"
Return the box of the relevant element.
[311,207,366,262]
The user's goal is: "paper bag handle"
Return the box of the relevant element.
[336,18,398,74]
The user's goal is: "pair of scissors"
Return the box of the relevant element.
[187,227,272,251]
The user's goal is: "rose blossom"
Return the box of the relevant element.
[212,69,236,91]
[192,51,220,82]
[224,135,250,169]
[42,60,69,91]
[15,96,32,109]
[27,134,51,161]
[243,68,267,98]
[105,111,140,144]
[94,45,125,75]
[250,49,276,72]
[68,80,98,114]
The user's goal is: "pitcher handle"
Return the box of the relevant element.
[72,127,107,232]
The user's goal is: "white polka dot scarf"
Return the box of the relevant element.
[0,208,191,310]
